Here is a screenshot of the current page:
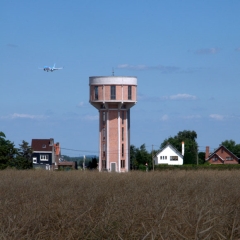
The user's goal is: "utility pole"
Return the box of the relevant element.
[152,145,154,171]
[83,155,85,170]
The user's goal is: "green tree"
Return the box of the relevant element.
[14,140,33,169]
[221,140,240,158]
[160,130,198,164]
[88,157,98,169]
[0,132,17,169]
[130,144,152,170]
[0,131,5,138]
[130,145,138,169]
[198,152,205,164]
[136,144,152,169]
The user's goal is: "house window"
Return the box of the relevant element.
[42,144,46,148]
[122,127,124,141]
[170,156,178,161]
[128,86,132,100]
[40,155,49,161]
[160,156,162,160]
[33,157,37,164]
[213,157,218,161]
[121,160,125,168]
[226,156,233,161]
[94,86,98,100]
[111,86,116,100]
[122,111,124,124]
[122,144,124,157]
[165,156,167,159]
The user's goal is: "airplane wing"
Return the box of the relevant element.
[53,67,64,70]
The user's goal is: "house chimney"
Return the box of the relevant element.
[182,142,184,156]
[54,142,60,165]
[49,138,54,146]
[205,146,209,160]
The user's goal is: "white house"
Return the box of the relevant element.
[154,142,184,165]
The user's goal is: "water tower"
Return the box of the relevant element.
[89,76,137,172]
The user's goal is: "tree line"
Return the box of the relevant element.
[1,129,240,170]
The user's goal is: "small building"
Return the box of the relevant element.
[31,138,56,170]
[31,139,76,170]
[154,142,184,165]
[205,145,239,164]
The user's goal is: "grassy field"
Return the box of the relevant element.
[1,170,240,239]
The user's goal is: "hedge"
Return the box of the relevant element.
[154,164,240,171]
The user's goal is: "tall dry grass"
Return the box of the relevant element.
[1,170,240,239]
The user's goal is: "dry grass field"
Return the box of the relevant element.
[1,170,240,239]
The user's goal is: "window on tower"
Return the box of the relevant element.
[111,86,116,100]
[102,160,106,169]
[128,86,132,100]
[103,127,106,140]
[121,160,125,168]
[122,144,124,157]
[94,86,98,100]
[103,112,106,124]
[103,143,106,157]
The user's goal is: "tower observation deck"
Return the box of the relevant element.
[89,76,137,172]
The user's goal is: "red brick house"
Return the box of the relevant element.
[205,145,239,164]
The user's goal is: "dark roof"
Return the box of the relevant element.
[31,139,54,151]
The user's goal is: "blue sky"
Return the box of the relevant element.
[1,0,240,156]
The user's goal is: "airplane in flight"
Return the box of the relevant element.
[39,64,63,72]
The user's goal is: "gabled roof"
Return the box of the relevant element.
[31,139,54,152]
[209,153,224,163]
[206,145,239,161]
[154,143,183,158]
